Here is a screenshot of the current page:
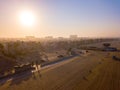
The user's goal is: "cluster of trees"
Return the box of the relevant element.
[0,41,47,64]
[42,38,117,53]
[0,38,117,64]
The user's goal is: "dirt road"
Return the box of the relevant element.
[0,51,103,90]
[1,51,120,90]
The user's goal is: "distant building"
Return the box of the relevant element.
[70,35,78,40]
[58,37,64,40]
[103,47,117,52]
[26,36,35,40]
[45,36,53,40]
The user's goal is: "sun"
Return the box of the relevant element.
[19,10,36,27]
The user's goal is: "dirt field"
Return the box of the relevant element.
[74,52,120,90]
[0,40,120,90]
[0,51,105,90]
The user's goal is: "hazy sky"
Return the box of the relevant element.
[0,0,120,38]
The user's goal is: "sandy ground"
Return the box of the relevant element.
[46,50,67,61]
[0,40,120,90]
[0,51,103,90]
[74,52,120,90]
[87,40,120,49]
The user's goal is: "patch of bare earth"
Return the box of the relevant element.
[0,51,102,90]
[74,52,120,90]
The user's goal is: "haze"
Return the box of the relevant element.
[0,0,120,38]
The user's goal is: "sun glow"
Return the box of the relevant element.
[19,10,36,27]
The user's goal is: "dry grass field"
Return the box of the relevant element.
[0,40,120,90]
[74,52,120,90]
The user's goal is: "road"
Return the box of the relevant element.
[0,55,78,85]
[1,40,120,90]
[0,51,104,90]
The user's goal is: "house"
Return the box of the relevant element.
[103,47,117,52]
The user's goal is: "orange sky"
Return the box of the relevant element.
[0,0,120,38]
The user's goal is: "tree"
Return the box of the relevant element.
[67,47,72,56]
[0,43,5,55]
[103,43,111,48]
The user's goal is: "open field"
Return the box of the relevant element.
[0,40,120,90]
[0,0,120,89]
[0,51,109,90]
[74,52,120,90]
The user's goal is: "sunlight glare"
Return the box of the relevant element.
[19,10,36,27]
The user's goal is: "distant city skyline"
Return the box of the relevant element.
[0,0,120,38]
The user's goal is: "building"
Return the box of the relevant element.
[26,36,35,40]
[45,36,53,40]
[69,35,78,40]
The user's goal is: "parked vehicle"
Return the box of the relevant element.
[0,63,36,79]
[57,55,64,58]
[14,63,35,73]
